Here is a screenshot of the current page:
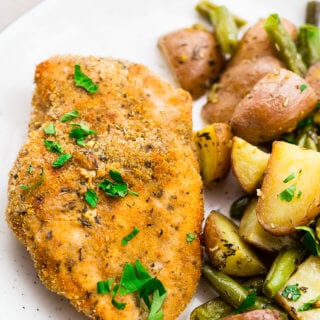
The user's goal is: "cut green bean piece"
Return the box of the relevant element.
[262,246,306,298]
[306,1,320,26]
[190,297,233,320]
[196,1,247,28]
[264,14,307,76]
[298,24,320,67]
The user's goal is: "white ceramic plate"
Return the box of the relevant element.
[0,0,309,318]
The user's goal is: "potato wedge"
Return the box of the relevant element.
[231,136,270,194]
[276,256,320,320]
[204,211,267,277]
[158,27,224,99]
[239,198,298,252]
[220,309,283,320]
[230,69,317,145]
[257,141,320,235]
[194,123,233,186]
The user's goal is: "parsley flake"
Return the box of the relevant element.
[52,153,72,168]
[283,173,296,183]
[147,290,167,320]
[85,189,98,208]
[28,165,34,173]
[20,168,45,190]
[74,65,99,93]
[122,227,140,246]
[44,140,63,154]
[97,278,114,294]
[279,185,296,202]
[300,84,308,92]
[44,123,56,135]
[69,123,96,146]
[282,284,302,301]
[99,170,139,198]
[298,295,320,311]
[234,290,257,313]
[186,233,195,243]
[60,110,79,122]
[295,226,320,256]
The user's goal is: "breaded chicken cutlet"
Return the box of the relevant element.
[6,56,203,320]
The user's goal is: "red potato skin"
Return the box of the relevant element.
[159,27,224,99]
[305,61,320,100]
[202,56,282,123]
[230,68,317,145]
[220,309,282,320]
[228,18,297,68]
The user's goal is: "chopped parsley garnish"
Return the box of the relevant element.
[69,123,96,146]
[44,123,56,135]
[28,165,34,173]
[298,295,320,311]
[300,84,308,92]
[279,185,296,202]
[99,170,139,198]
[297,190,303,199]
[20,168,45,190]
[97,260,166,316]
[282,284,302,301]
[283,173,296,183]
[85,189,98,208]
[97,278,114,294]
[74,65,99,93]
[186,233,195,243]
[44,140,63,154]
[234,290,257,313]
[60,110,79,122]
[295,226,320,256]
[52,153,72,168]
[122,227,140,246]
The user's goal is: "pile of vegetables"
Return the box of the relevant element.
[159,1,320,320]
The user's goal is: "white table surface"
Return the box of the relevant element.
[0,0,43,31]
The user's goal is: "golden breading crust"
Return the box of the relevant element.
[6,56,203,320]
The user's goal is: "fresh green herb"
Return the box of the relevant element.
[147,290,167,320]
[44,123,56,135]
[283,173,296,183]
[97,278,114,294]
[28,165,34,173]
[85,189,98,208]
[44,140,63,154]
[300,84,308,92]
[20,168,45,190]
[234,290,257,313]
[282,284,302,301]
[122,227,140,246]
[52,153,72,168]
[279,185,296,202]
[297,190,303,199]
[97,260,166,316]
[295,226,320,256]
[99,170,139,198]
[60,110,79,122]
[297,116,313,128]
[186,233,195,243]
[69,123,96,146]
[74,65,99,93]
[298,295,320,311]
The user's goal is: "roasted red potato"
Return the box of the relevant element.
[230,68,317,144]
[220,309,282,320]
[159,27,224,99]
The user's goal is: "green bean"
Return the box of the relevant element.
[297,24,320,67]
[262,246,306,298]
[229,194,251,220]
[264,14,307,76]
[306,1,320,26]
[316,216,320,241]
[190,297,233,320]
[196,1,247,28]
[202,265,288,319]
